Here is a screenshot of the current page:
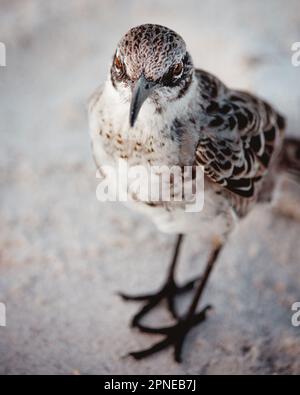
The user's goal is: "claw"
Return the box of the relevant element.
[135,322,173,335]
[119,275,202,325]
[128,306,211,363]
[129,337,172,360]
[118,292,153,302]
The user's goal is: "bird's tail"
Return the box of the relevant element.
[279,137,300,178]
[272,137,300,221]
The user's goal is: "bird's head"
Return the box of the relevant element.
[110,24,194,127]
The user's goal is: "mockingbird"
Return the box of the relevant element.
[88,24,299,362]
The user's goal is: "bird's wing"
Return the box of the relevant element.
[194,71,285,198]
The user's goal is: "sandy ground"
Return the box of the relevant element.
[0,0,300,375]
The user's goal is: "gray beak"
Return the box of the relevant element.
[129,74,156,127]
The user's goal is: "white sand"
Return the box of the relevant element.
[0,0,300,374]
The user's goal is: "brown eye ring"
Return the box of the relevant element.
[173,62,183,77]
[114,55,123,73]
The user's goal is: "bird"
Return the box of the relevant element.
[88,24,300,363]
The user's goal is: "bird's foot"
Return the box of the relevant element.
[128,305,211,363]
[119,276,201,326]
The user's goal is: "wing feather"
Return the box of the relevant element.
[194,70,285,199]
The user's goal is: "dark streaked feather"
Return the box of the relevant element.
[194,69,285,201]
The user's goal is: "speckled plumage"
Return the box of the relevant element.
[87,24,300,364]
[89,24,286,237]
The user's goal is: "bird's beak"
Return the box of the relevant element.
[129,74,156,127]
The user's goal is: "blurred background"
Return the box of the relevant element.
[0,0,300,375]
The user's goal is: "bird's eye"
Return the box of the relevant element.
[114,56,124,73]
[173,62,183,77]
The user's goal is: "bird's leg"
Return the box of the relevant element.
[119,234,202,326]
[129,240,223,363]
